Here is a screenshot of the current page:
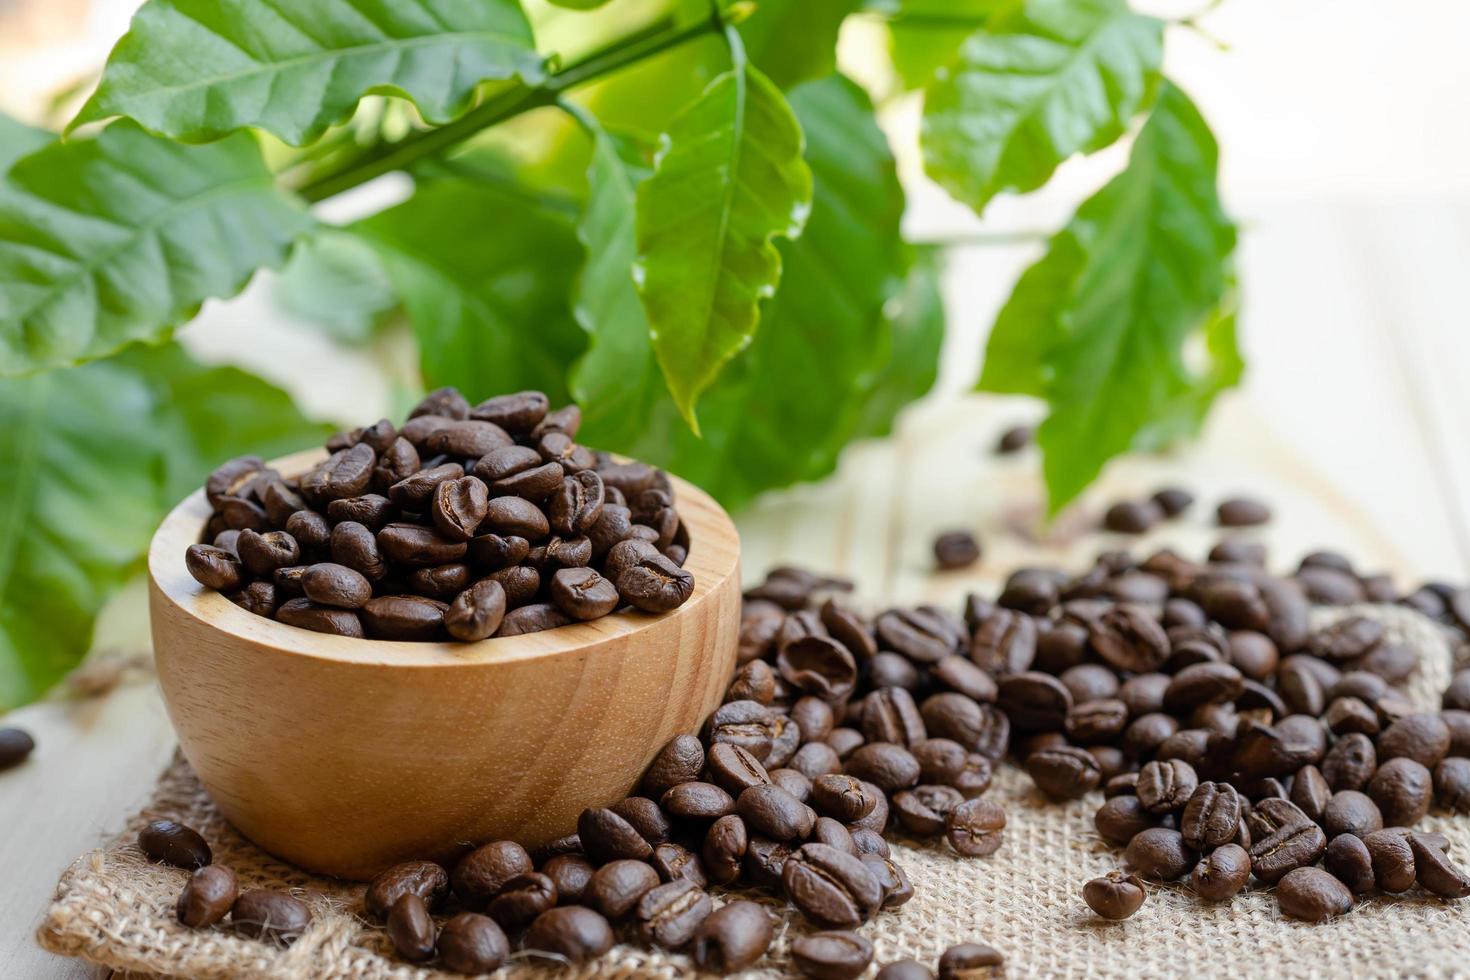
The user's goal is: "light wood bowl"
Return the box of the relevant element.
[148,449,741,881]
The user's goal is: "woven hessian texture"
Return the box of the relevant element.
[37,605,1470,978]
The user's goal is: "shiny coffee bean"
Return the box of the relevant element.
[1191,843,1251,901]
[176,865,238,928]
[1083,870,1145,919]
[387,893,436,962]
[365,860,448,920]
[1277,867,1352,922]
[138,820,211,869]
[691,899,773,972]
[438,912,509,972]
[232,889,311,944]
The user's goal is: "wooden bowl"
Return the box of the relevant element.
[148,449,741,880]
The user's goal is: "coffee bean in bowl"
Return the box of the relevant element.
[182,389,695,640]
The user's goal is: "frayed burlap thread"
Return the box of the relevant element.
[38,606,1470,979]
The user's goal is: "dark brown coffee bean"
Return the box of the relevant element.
[1409,832,1470,898]
[643,735,704,797]
[296,562,369,609]
[469,390,547,433]
[548,470,606,536]
[776,636,858,702]
[930,657,997,705]
[1323,833,1375,893]
[495,602,571,636]
[365,860,448,919]
[283,509,329,555]
[442,578,507,641]
[862,852,914,908]
[1064,699,1129,745]
[231,888,311,944]
[232,530,298,578]
[970,609,1036,676]
[933,531,981,569]
[1180,781,1242,850]
[699,814,748,887]
[1437,757,1470,812]
[946,797,1006,857]
[1216,496,1270,526]
[427,476,489,542]
[783,843,883,928]
[302,444,376,503]
[1083,870,1145,919]
[845,742,921,794]
[1368,757,1433,826]
[790,742,843,780]
[893,785,964,837]
[1026,746,1101,801]
[1190,843,1250,900]
[662,781,735,821]
[691,899,773,972]
[634,878,712,949]
[1363,829,1417,892]
[1124,827,1194,881]
[546,566,618,621]
[1287,764,1331,824]
[578,807,654,865]
[708,700,779,762]
[792,930,874,980]
[176,865,238,928]
[429,911,505,972]
[705,743,770,797]
[582,859,657,920]
[138,819,211,869]
[1164,662,1243,714]
[1323,790,1383,839]
[360,595,446,640]
[408,387,469,421]
[406,562,471,600]
[1322,732,1377,792]
[877,960,934,980]
[525,905,615,961]
[185,544,244,591]
[1325,695,1380,737]
[876,608,958,663]
[372,437,420,490]
[996,671,1073,733]
[727,659,777,704]
[217,494,269,532]
[451,840,533,906]
[1277,866,1352,922]
[936,942,1004,979]
[1095,795,1163,846]
[486,871,557,931]
[1089,604,1170,673]
[324,492,393,531]
[736,784,814,840]
[862,687,927,747]
[1250,820,1326,883]
[424,419,511,458]
[376,523,468,567]
[616,550,695,613]
[540,854,594,906]
[387,893,435,962]
[205,456,267,508]
[1378,713,1451,769]
[1310,615,1385,661]
[1137,759,1198,814]
[810,774,879,823]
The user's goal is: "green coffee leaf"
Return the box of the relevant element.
[0,113,51,173]
[979,82,1237,513]
[921,0,1162,212]
[0,342,330,708]
[738,0,862,89]
[72,0,542,146]
[274,229,398,346]
[566,114,662,448]
[634,34,813,431]
[579,74,930,508]
[852,245,946,441]
[886,0,998,91]
[0,121,310,378]
[353,177,584,402]
[543,0,611,7]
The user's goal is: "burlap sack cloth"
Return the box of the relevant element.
[37,605,1470,978]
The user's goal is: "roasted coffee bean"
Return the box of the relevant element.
[186,544,245,591]
[468,390,547,433]
[1289,765,1332,824]
[0,727,36,771]
[946,798,1006,857]
[893,785,965,837]
[970,610,1037,676]
[861,852,914,908]
[525,906,615,962]
[810,774,879,823]
[938,942,1004,979]
[662,781,735,821]
[845,743,921,794]
[691,899,773,972]
[387,893,436,962]
[1378,713,1451,769]
[302,444,376,503]
[705,743,771,796]
[634,878,712,949]
[324,494,393,532]
[783,844,884,928]
[996,672,1072,733]
[427,476,489,542]
[727,659,777,704]
[487,871,558,931]
[481,559,537,603]
[365,860,448,919]
[876,608,958,663]
[736,784,815,841]
[708,700,779,762]
[295,562,369,609]
[1322,790,1382,839]
[1322,732,1377,792]
[790,743,843,779]
[1083,870,1145,919]
[406,561,472,599]
[813,816,857,855]
[373,437,421,490]
[1325,696,1380,736]
[548,470,606,536]
[742,836,793,891]
[643,735,704,797]
[1137,759,1198,814]
[617,550,696,613]
[701,814,749,886]
[423,419,511,458]
[877,960,934,980]
[1216,496,1270,526]
[1026,746,1101,800]
[1436,757,1470,812]
[928,658,995,705]
[138,820,211,869]
[1324,833,1375,893]
[1164,662,1243,713]
[1190,843,1250,901]
[792,931,874,980]
[585,860,660,920]
[377,523,468,567]
[1180,781,1242,850]
[544,567,618,621]
[1368,757,1433,826]
[232,889,311,944]
[1095,795,1163,846]
[578,807,655,865]
[1310,615,1385,662]
[217,494,269,532]
[1408,832,1470,898]
[442,578,507,641]
[1362,829,1417,893]
[1250,820,1326,883]
[1149,486,1194,517]
[1277,867,1352,922]
[542,854,595,905]
[496,602,571,636]
[431,911,507,972]
[235,529,300,578]
[863,687,928,747]
[1125,828,1194,881]
[176,865,239,928]
[360,595,446,640]
[1065,699,1129,745]
[1103,500,1162,534]
[1090,605,1170,673]
[409,387,470,421]
[205,457,267,508]
[933,531,981,569]
[452,840,533,906]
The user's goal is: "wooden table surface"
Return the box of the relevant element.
[4,199,1469,978]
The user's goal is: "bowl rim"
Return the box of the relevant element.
[148,447,740,668]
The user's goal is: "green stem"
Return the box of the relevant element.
[295,12,723,204]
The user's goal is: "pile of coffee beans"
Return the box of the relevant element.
[184,388,693,641]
